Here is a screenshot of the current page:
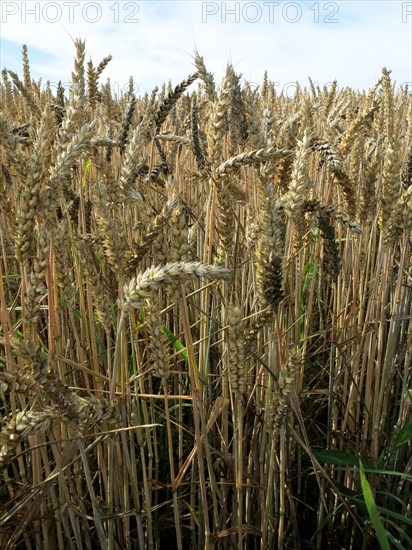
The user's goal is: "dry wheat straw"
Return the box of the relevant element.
[1,42,411,550]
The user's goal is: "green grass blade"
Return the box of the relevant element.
[81,157,91,187]
[313,449,373,468]
[395,418,412,447]
[163,325,188,364]
[359,460,390,550]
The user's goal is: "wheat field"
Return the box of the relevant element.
[0,41,411,549]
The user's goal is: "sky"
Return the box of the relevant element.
[1,1,411,97]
